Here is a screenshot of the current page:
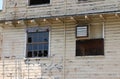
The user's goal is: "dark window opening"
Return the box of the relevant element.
[76,39,104,56]
[26,27,49,58]
[33,51,38,57]
[38,51,42,57]
[28,37,32,43]
[29,0,50,5]
[27,51,32,58]
[43,50,48,57]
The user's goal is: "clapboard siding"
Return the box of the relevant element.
[0,0,120,79]
[0,18,120,79]
[64,20,120,79]
[3,28,26,58]
[0,0,120,20]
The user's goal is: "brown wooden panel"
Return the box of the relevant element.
[76,39,104,56]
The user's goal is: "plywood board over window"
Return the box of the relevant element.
[76,24,104,56]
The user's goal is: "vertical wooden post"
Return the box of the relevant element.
[102,22,105,38]
[63,17,66,79]
[2,57,4,79]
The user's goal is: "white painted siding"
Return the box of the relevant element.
[0,0,120,79]
[3,28,26,58]
[0,18,120,79]
[0,0,120,20]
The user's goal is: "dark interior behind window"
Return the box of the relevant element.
[29,0,50,5]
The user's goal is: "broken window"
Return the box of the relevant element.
[76,25,104,56]
[26,27,49,58]
[29,0,50,6]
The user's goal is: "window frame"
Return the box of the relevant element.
[75,24,105,56]
[76,25,89,38]
[25,27,50,59]
[28,0,51,6]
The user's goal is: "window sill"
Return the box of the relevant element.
[75,55,105,59]
[24,57,51,60]
[76,0,105,4]
[27,4,51,8]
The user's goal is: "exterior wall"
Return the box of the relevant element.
[0,0,120,79]
[0,26,3,59]
[65,20,120,79]
[0,17,120,79]
[0,0,120,20]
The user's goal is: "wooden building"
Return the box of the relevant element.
[0,0,120,79]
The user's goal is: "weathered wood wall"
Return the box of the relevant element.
[0,0,120,20]
[0,17,120,79]
[0,0,120,79]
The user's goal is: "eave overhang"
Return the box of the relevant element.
[0,12,120,27]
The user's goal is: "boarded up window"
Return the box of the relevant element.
[76,24,104,56]
[76,39,104,56]
[29,0,50,5]
[26,27,49,58]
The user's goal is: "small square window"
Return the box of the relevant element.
[76,25,88,38]
[29,0,50,6]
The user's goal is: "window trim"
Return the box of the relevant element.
[25,26,51,59]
